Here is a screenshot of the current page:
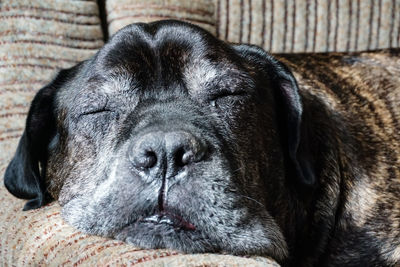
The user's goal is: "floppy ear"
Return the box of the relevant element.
[233,44,315,189]
[4,66,78,210]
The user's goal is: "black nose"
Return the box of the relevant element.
[129,131,206,178]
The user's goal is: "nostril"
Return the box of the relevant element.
[181,150,194,166]
[135,150,157,169]
[174,147,186,167]
[175,147,195,167]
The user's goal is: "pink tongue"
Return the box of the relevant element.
[143,212,196,231]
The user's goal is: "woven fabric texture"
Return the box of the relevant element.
[0,0,104,167]
[107,0,400,53]
[107,0,217,36]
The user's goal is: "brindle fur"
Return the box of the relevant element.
[276,52,400,266]
[4,21,400,266]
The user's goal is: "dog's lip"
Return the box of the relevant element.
[139,211,196,231]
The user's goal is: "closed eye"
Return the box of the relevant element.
[209,91,248,107]
[209,91,247,101]
[80,108,113,116]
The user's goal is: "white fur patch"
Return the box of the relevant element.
[102,74,135,94]
[93,158,119,201]
[183,58,219,93]
[346,172,379,227]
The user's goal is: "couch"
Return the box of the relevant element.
[1,0,399,265]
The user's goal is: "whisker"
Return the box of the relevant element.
[238,194,265,208]
[231,167,244,174]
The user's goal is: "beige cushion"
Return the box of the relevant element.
[107,0,217,35]
[0,0,104,165]
[107,0,400,53]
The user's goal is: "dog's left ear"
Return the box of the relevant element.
[233,44,315,189]
[4,66,79,210]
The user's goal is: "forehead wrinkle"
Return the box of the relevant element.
[99,23,222,95]
[99,31,158,79]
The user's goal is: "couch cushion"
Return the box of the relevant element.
[0,0,104,167]
[107,0,216,36]
[106,0,400,53]
[217,0,400,53]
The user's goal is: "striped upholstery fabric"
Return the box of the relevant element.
[107,0,217,36]
[217,0,400,53]
[107,0,400,53]
[0,0,104,167]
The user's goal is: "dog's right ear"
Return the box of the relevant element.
[232,44,315,192]
[4,64,81,211]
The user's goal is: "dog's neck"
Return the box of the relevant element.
[279,89,355,266]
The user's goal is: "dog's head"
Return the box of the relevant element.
[4,20,315,261]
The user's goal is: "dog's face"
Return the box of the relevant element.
[5,21,314,262]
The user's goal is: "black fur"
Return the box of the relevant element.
[4,66,79,210]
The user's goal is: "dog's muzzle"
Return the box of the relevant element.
[128,129,207,229]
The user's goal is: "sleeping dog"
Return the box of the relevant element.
[4,20,400,266]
